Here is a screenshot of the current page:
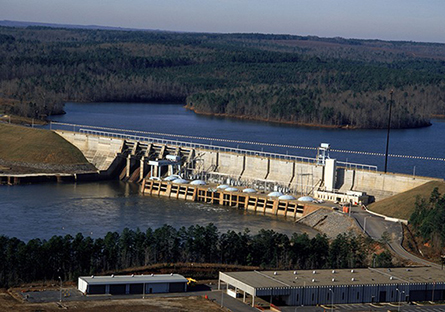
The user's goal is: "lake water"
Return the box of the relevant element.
[1,102,443,241]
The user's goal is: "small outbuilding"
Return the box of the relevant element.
[78,274,188,295]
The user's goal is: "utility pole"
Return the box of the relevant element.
[58,276,62,302]
[221,288,224,308]
[364,216,370,234]
[384,90,393,173]
[329,288,334,312]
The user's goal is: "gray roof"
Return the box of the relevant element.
[79,274,188,285]
[221,267,445,289]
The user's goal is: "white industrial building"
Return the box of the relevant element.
[78,274,188,295]
[219,267,445,307]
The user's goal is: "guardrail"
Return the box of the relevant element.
[337,160,377,171]
[78,128,319,164]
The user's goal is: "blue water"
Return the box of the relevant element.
[0,181,316,241]
[49,102,445,178]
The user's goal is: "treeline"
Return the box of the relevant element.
[187,84,434,128]
[0,26,444,127]
[410,188,445,247]
[0,224,391,287]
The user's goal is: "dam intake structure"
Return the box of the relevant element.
[53,122,439,214]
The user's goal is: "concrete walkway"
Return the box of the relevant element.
[207,290,258,312]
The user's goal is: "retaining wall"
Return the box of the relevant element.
[56,131,124,171]
[352,170,433,201]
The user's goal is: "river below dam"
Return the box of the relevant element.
[0,180,317,241]
[2,102,444,241]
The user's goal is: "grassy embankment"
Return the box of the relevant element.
[0,123,91,173]
[368,180,445,220]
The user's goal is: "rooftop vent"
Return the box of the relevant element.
[351,269,354,273]
[131,274,134,277]
[111,274,114,278]
[332,270,336,274]
[351,277,355,281]
[313,270,316,274]
[274,272,277,275]
[332,278,335,282]
[293,271,297,275]
[390,276,394,280]
[91,275,94,278]
[170,273,173,276]
[312,279,316,282]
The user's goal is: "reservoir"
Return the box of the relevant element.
[1,102,444,241]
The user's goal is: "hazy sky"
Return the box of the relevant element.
[1,0,444,43]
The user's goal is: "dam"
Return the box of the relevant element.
[52,122,439,219]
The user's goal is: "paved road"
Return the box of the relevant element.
[207,290,258,312]
[23,286,258,312]
[351,207,440,268]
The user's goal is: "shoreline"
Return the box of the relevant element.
[2,102,437,130]
[185,106,433,130]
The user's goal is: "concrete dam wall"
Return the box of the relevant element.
[58,131,123,172]
[57,130,436,201]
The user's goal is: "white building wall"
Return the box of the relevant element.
[78,278,88,294]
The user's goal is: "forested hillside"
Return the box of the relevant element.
[1,26,445,128]
[409,188,445,248]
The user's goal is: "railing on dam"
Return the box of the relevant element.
[51,122,378,171]
[79,128,321,164]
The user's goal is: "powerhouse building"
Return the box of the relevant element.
[219,267,445,307]
[78,274,188,295]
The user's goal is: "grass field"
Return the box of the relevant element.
[368,180,445,220]
[0,123,89,165]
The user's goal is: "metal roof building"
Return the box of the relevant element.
[219,267,445,307]
[78,274,188,295]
